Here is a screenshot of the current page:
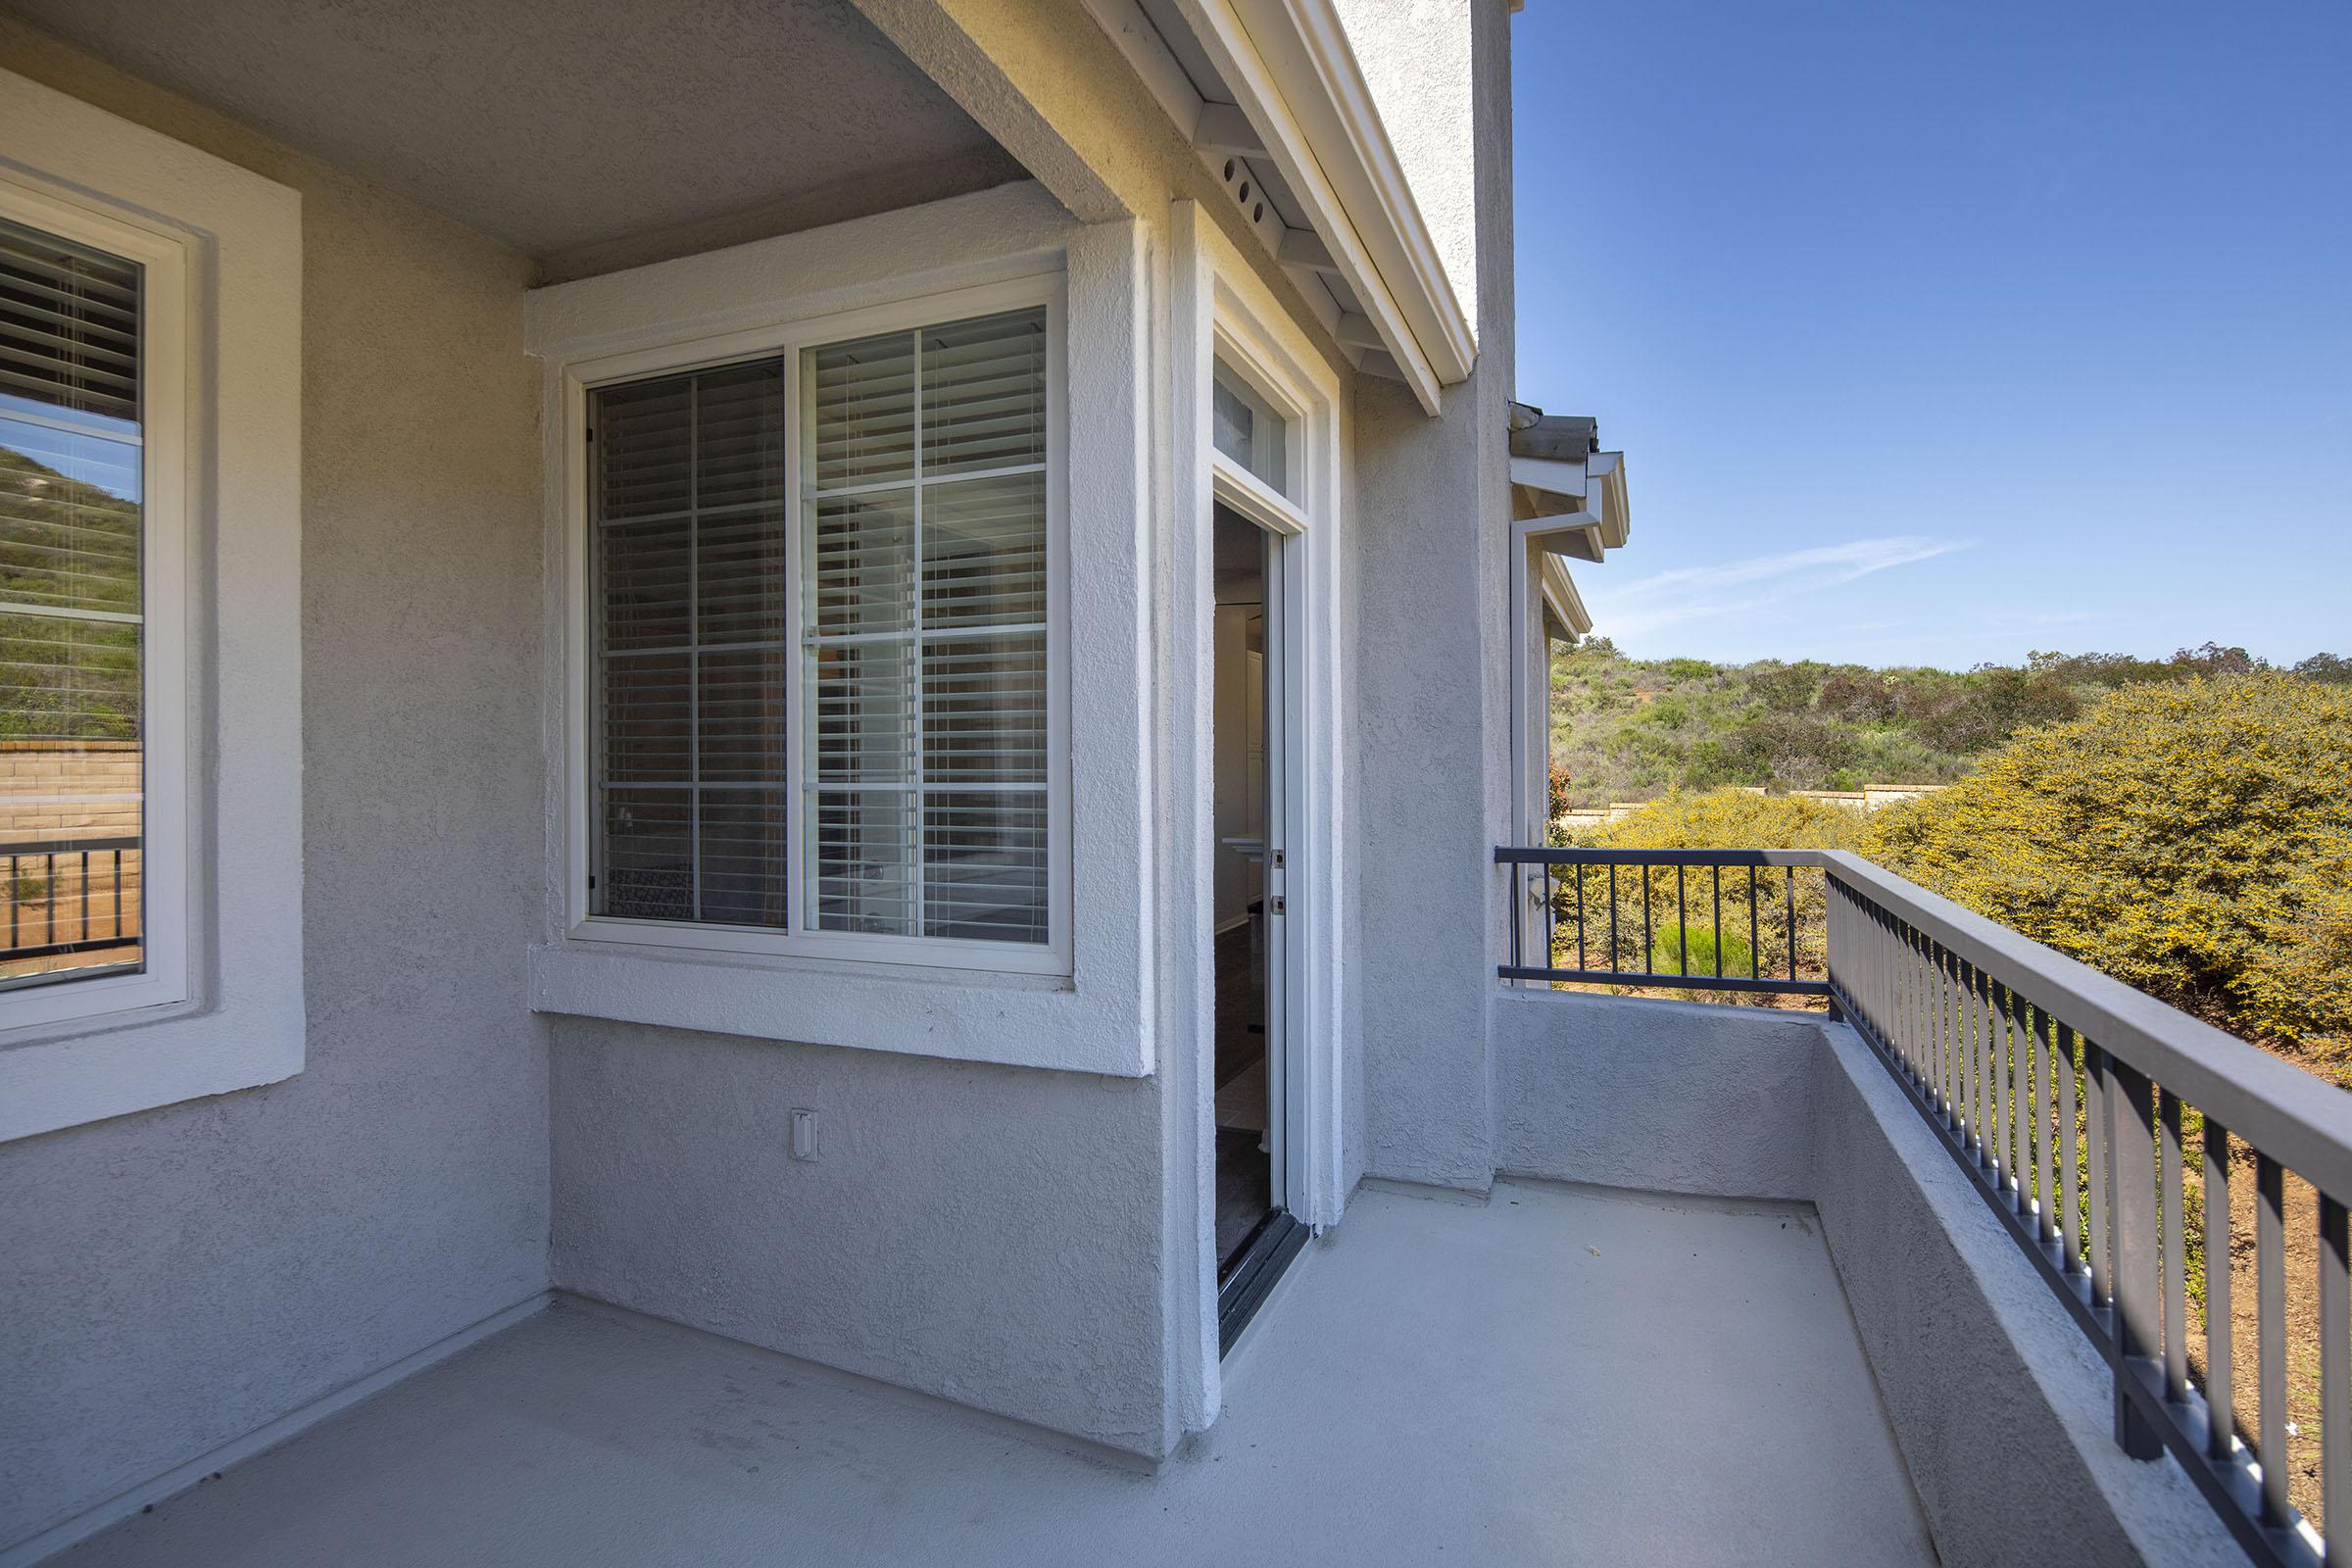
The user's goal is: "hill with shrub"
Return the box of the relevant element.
[1550,638,2350,806]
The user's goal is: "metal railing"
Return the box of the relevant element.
[2,836,141,962]
[1499,843,2352,1567]
[1494,847,1831,1000]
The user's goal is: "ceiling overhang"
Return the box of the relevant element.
[1083,0,1478,415]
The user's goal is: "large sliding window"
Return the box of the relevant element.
[0,215,147,993]
[584,298,1060,966]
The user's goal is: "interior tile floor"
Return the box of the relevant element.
[57,1179,1935,1568]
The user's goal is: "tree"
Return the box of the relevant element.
[2293,653,2352,685]
[1864,673,2352,1068]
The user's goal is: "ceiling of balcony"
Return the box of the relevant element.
[0,0,1029,279]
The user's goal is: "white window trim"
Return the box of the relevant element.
[560,276,1073,977]
[0,69,306,1144]
[523,184,1155,1079]
[0,178,190,1033]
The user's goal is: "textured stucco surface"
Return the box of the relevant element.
[1350,0,1517,1190]
[549,1020,1173,1456]
[0,25,549,1555]
[1813,1023,2251,1568]
[1492,991,1821,1200]
[0,0,1026,276]
[1330,0,1479,338]
[65,1185,1934,1568]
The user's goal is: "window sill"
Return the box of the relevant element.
[528,939,1149,1078]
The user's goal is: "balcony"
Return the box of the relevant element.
[56,1175,1933,1568]
[46,851,2340,1568]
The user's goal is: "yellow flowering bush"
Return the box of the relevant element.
[1561,789,1864,998]
[1863,674,2352,1070]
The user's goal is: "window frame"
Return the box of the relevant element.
[560,273,1073,978]
[0,64,305,1145]
[0,175,192,1035]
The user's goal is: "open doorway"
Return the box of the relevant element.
[1213,501,1277,1266]
[1211,498,1304,1344]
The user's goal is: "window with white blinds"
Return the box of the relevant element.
[585,302,1055,956]
[0,214,147,991]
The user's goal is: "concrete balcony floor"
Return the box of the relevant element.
[60,1180,1934,1568]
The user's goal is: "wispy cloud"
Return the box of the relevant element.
[1582,537,1972,640]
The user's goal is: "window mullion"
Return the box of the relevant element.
[686,370,702,924]
[908,327,925,942]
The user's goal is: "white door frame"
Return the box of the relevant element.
[1171,200,1348,1408]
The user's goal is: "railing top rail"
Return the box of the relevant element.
[0,836,141,856]
[1494,847,1830,867]
[1814,849,2352,1201]
[1494,840,2352,1196]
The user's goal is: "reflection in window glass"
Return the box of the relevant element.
[804,308,1052,946]
[1212,360,1290,498]
[0,216,146,991]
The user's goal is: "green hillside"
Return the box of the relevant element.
[1550,637,2351,807]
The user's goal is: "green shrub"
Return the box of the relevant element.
[1864,673,2352,1071]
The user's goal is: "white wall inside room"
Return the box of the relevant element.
[0,22,550,1555]
[1211,511,1268,933]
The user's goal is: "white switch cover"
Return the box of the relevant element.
[789,1107,818,1161]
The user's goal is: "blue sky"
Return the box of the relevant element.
[1511,1,2351,668]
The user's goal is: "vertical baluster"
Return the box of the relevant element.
[1508,858,1523,972]
[1747,867,1760,981]
[2087,1043,2113,1307]
[1785,865,1796,983]
[114,848,123,938]
[45,851,57,947]
[1958,956,1977,1153]
[1541,859,1552,975]
[1676,863,1688,976]
[1641,858,1652,974]
[2059,1023,2084,1273]
[1940,944,1957,1124]
[1608,863,1619,974]
[79,849,90,942]
[1711,864,1723,980]
[8,852,16,948]
[2322,1192,2349,1557]
[2106,1053,2165,1457]
[2259,1153,2289,1523]
[1985,970,2009,1186]
[2035,1006,2061,1245]
[2009,985,2031,1210]
[2204,1120,2233,1460]
[2161,1089,2188,1404]
[1575,863,1587,972]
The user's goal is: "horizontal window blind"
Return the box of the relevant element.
[0,214,147,988]
[805,307,1050,945]
[591,360,789,928]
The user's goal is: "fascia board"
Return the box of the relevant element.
[1540,554,1592,637]
[1177,0,1457,412]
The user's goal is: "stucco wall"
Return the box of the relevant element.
[1492,991,1821,1200]
[1329,0,1479,340]
[549,1021,1170,1453]
[0,25,549,1553]
[1812,1023,2249,1568]
[1349,0,1517,1190]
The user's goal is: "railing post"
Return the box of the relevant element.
[2101,1050,2169,1459]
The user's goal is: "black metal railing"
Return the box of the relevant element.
[2,836,141,962]
[1825,856,2350,1568]
[1494,847,1831,1000]
[1498,841,2352,1567]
